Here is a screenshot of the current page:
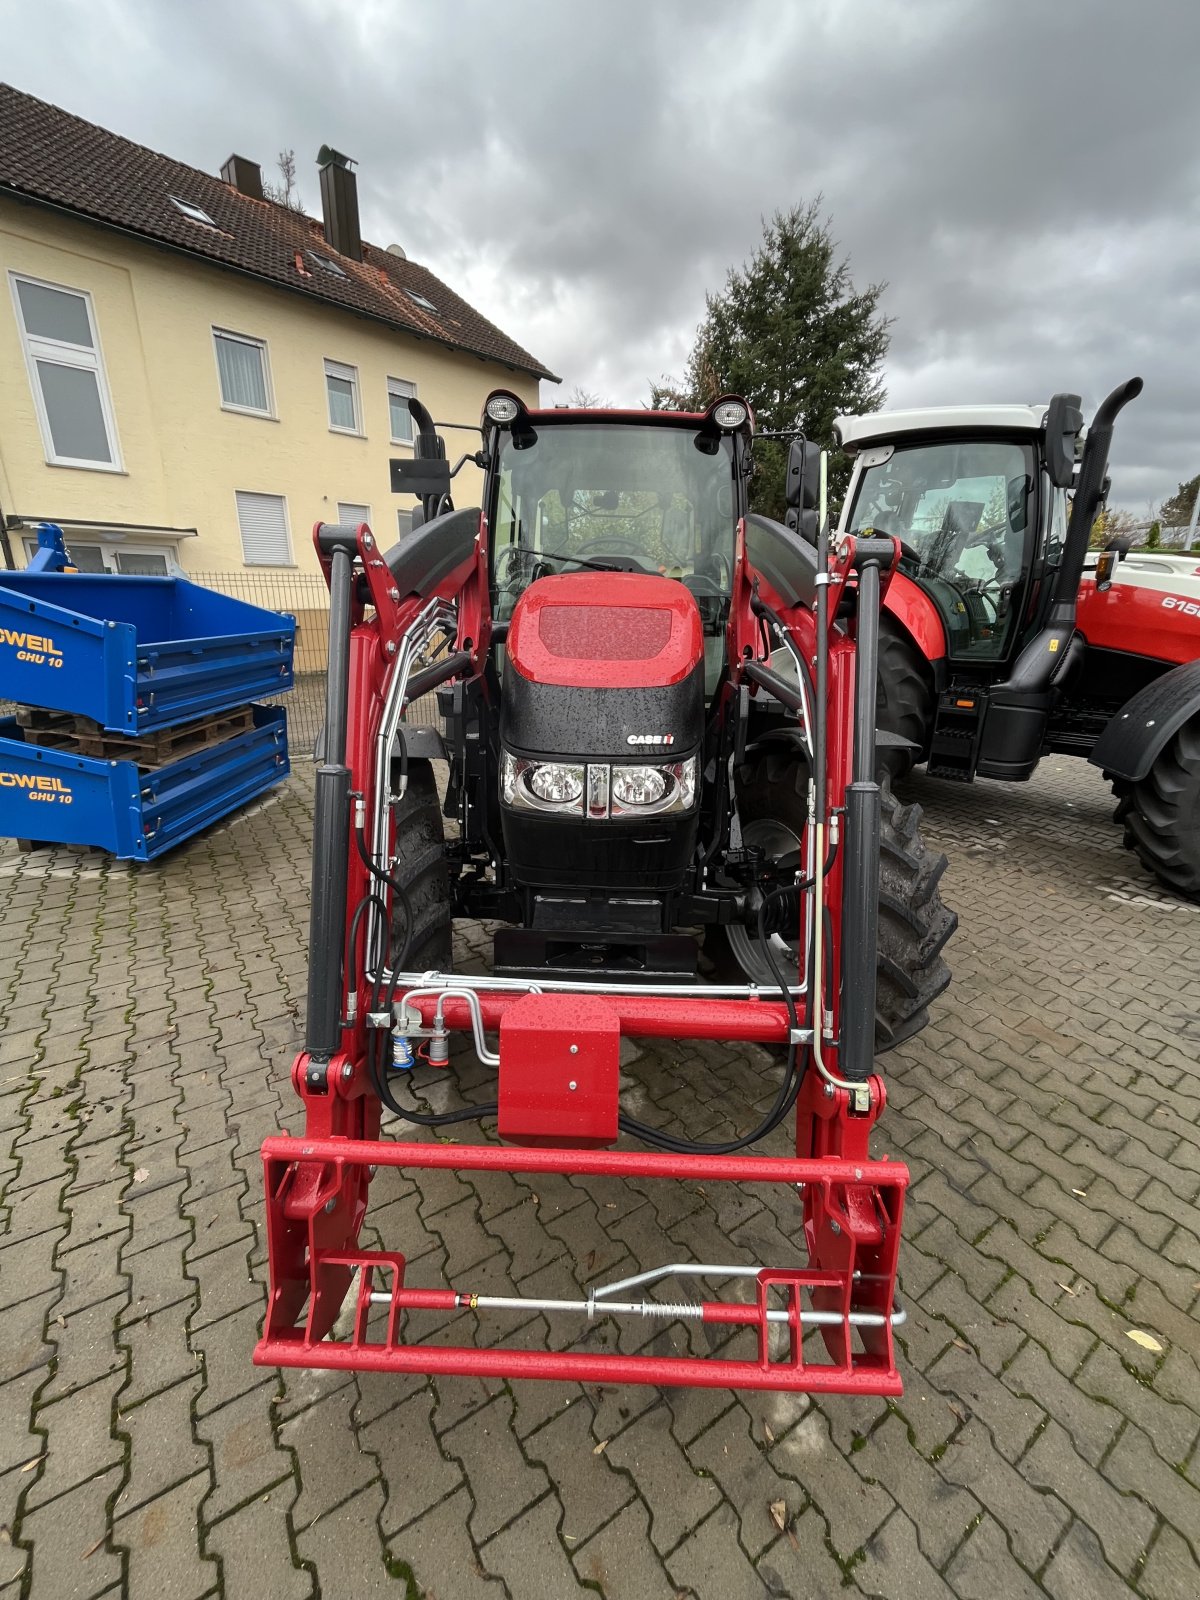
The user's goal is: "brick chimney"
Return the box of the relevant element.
[317,145,361,261]
[221,153,264,200]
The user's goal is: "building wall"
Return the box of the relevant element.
[0,199,542,572]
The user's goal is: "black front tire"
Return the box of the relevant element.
[717,755,957,1053]
[876,615,933,782]
[1111,720,1200,901]
[389,761,453,969]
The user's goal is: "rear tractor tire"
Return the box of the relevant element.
[720,754,958,1053]
[875,615,933,782]
[1111,718,1200,902]
[388,761,453,970]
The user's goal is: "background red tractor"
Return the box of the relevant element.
[256,392,957,1397]
[837,379,1200,899]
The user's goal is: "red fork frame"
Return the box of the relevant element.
[255,1134,906,1394]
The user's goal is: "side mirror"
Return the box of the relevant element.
[1044,392,1083,489]
[1105,532,1134,560]
[785,507,819,545]
[785,437,822,512]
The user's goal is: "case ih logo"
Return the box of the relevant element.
[626,733,675,746]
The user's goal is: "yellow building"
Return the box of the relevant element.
[0,84,555,581]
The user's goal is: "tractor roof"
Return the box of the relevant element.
[835,403,1049,453]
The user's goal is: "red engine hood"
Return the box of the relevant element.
[506,572,703,689]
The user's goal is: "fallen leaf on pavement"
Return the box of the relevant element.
[769,1500,787,1533]
[19,1457,44,1473]
[82,1535,106,1559]
[132,1168,149,1184]
[1126,1330,1163,1353]
[593,1439,608,1455]
[763,1422,775,1444]
[1071,1189,1087,1199]
[1056,1281,1078,1297]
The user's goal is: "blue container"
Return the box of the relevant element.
[0,571,295,731]
[0,705,289,860]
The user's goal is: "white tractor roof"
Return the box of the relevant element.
[835,403,1049,453]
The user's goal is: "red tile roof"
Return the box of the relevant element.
[0,83,558,383]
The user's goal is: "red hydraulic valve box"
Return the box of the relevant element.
[498,993,620,1147]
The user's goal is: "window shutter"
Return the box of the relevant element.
[388,377,416,443]
[337,502,371,528]
[235,491,292,565]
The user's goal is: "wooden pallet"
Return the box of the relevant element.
[15,704,256,767]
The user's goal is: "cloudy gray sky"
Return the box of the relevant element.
[6,0,1200,512]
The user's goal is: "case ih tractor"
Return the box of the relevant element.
[255,392,957,1397]
[842,377,1200,899]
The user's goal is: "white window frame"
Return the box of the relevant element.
[324,358,363,436]
[21,533,181,575]
[234,490,295,567]
[336,501,372,529]
[388,377,417,446]
[212,327,275,418]
[9,271,123,472]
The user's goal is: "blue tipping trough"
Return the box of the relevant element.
[0,571,295,731]
[0,705,290,861]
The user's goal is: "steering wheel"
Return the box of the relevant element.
[495,545,538,589]
[575,534,649,566]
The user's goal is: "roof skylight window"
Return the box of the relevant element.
[405,289,438,312]
[170,196,217,227]
[308,250,347,279]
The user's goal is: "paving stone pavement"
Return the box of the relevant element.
[0,754,1197,1599]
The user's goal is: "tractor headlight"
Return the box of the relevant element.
[500,752,696,818]
[530,763,584,804]
[609,757,697,817]
[500,751,585,814]
[610,766,666,807]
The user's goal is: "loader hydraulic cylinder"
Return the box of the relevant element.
[305,533,356,1069]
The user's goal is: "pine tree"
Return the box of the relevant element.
[1160,472,1200,530]
[653,202,891,516]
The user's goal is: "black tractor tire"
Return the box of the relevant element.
[876,614,934,782]
[388,761,453,970]
[716,754,957,1053]
[1110,719,1200,901]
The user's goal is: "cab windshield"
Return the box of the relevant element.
[848,438,1034,660]
[490,423,737,637]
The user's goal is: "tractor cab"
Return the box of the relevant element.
[838,403,1076,678]
[844,427,1042,665]
[835,387,1141,784]
[487,399,745,701]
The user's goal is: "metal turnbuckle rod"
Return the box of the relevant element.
[364,1259,906,1330]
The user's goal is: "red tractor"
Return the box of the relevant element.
[255,393,956,1397]
[842,378,1200,899]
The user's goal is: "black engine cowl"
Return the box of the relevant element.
[499,572,705,893]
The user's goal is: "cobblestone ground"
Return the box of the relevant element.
[1,755,1198,1599]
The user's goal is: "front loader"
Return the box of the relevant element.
[255,392,956,1395]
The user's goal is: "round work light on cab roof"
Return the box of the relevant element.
[712,398,749,430]
[485,393,522,424]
